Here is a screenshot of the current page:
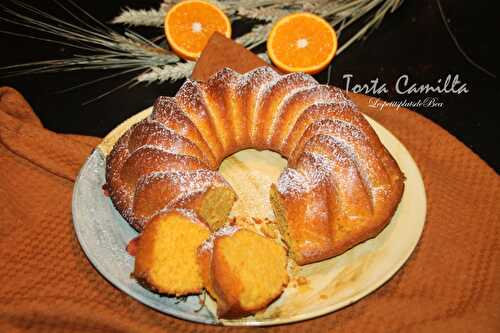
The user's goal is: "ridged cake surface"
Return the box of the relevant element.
[106,66,405,265]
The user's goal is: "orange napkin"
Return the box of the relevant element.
[0,34,498,333]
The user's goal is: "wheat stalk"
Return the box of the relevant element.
[137,62,195,83]
[112,3,169,27]
[0,1,179,74]
[0,0,405,101]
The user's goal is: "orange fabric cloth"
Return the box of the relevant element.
[0,34,499,332]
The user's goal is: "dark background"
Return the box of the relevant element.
[0,0,498,171]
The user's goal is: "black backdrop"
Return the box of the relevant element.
[0,0,498,171]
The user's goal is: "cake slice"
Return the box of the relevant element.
[133,209,210,296]
[198,227,289,318]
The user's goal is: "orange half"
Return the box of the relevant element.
[165,0,231,61]
[267,13,337,74]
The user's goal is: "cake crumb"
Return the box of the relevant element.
[297,276,308,286]
[234,216,254,229]
[289,262,301,274]
[252,217,262,224]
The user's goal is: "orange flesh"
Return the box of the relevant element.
[165,1,231,59]
[268,14,337,73]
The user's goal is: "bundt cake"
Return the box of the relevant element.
[133,209,210,296]
[197,226,289,318]
[105,66,405,265]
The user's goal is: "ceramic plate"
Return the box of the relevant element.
[72,107,426,326]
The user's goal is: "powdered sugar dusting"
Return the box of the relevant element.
[309,134,353,166]
[175,79,205,110]
[233,67,276,93]
[310,119,367,146]
[151,97,196,137]
[136,169,221,207]
[253,72,282,103]
[130,144,182,158]
[299,120,394,205]
[214,224,239,237]
[152,96,187,123]
[249,72,281,138]
[274,85,354,151]
[175,208,202,222]
[276,168,309,196]
[149,207,207,228]
[134,143,182,157]
[206,67,239,87]
[199,237,214,252]
[128,121,186,154]
[265,82,318,144]
[199,225,240,252]
[298,152,332,187]
[297,120,366,176]
[281,85,354,118]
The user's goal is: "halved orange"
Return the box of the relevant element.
[267,13,337,74]
[165,0,231,61]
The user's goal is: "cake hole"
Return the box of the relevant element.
[218,149,287,220]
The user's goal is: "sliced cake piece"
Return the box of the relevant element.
[134,209,210,296]
[198,226,289,319]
